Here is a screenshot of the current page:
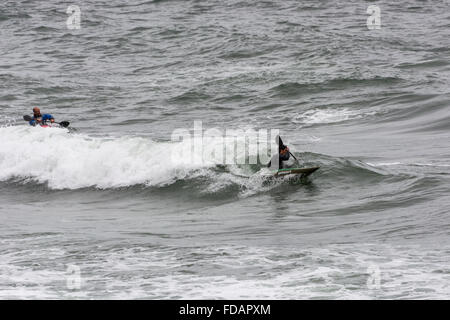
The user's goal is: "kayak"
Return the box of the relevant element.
[23,115,70,129]
[273,166,320,177]
[37,123,63,128]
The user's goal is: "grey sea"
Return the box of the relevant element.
[0,0,449,299]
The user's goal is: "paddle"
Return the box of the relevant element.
[23,115,70,128]
[288,150,299,165]
[58,121,70,128]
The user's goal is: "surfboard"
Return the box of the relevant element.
[274,166,320,177]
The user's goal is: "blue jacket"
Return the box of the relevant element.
[29,114,54,126]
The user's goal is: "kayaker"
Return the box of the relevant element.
[279,144,290,167]
[267,136,291,169]
[29,107,55,126]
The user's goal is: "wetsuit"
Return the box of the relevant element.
[267,145,291,170]
[279,146,290,169]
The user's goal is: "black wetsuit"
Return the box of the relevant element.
[279,146,290,169]
[267,145,290,169]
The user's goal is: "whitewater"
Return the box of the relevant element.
[1,0,450,299]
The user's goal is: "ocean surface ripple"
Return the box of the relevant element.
[0,0,449,299]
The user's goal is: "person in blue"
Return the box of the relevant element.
[29,107,55,126]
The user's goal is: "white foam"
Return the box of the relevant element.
[294,107,375,125]
[0,126,276,191]
[368,161,450,168]
[1,243,448,299]
[0,126,212,190]
[367,162,403,167]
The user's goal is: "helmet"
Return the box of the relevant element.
[275,135,280,145]
[33,107,40,113]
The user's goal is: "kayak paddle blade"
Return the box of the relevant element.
[23,115,32,122]
[59,121,70,128]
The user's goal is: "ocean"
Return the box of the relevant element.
[0,0,449,299]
